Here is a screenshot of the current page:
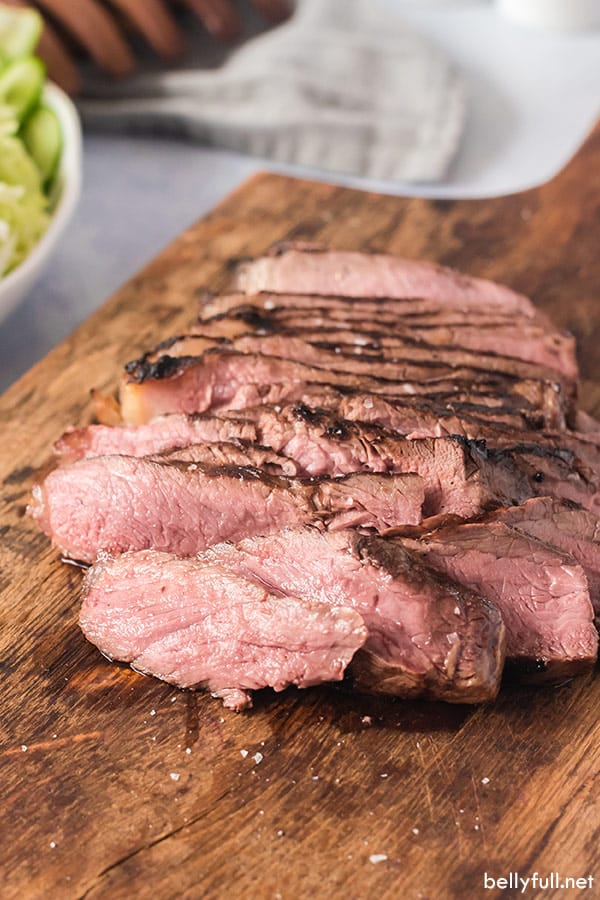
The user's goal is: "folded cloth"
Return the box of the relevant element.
[79,0,465,182]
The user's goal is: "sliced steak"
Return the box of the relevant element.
[199,299,550,330]
[55,406,529,517]
[119,348,566,430]
[479,497,600,618]
[54,414,257,465]
[196,308,577,380]
[487,444,599,513]
[80,551,367,710]
[199,528,505,703]
[395,522,597,681]
[141,332,568,395]
[156,442,299,475]
[56,391,538,465]
[29,457,424,562]
[220,405,530,516]
[233,248,536,316]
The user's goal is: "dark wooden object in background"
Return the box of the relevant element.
[1,122,600,900]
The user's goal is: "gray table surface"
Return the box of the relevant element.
[1,0,599,392]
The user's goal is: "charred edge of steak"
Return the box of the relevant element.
[350,535,505,703]
[503,655,594,683]
[488,443,595,485]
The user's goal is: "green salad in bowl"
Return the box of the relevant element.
[0,4,81,323]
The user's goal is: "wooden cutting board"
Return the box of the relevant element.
[2,122,600,900]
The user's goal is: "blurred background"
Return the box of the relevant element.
[0,0,599,390]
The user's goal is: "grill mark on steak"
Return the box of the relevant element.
[394,523,598,681]
[29,457,424,562]
[55,406,530,518]
[154,441,300,476]
[133,331,570,394]
[199,528,505,703]
[194,308,576,380]
[79,551,367,710]
[118,348,566,431]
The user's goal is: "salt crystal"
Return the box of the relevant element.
[264,299,275,310]
[150,709,156,717]
[380,774,388,779]
[412,828,419,835]
[361,716,372,725]
[311,775,319,781]
[20,745,27,752]
[369,854,388,864]
[185,748,192,755]
[334,346,341,353]
[481,777,490,785]
[474,824,480,831]
[49,841,56,849]
[253,752,263,765]
[170,772,181,782]
[276,829,284,837]
[170,696,177,703]
[274,405,282,413]
[240,749,248,758]
[52,734,57,739]
[459,808,464,814]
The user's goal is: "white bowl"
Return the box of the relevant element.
[0,82,82,325]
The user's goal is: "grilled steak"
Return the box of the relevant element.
[80,551,367,710]
[234,247,536,316]
[479,497,600,617]
[201,291,538,325]
[199,528,505,703]
[156,442,299,475]
[54,414,257,464]
[55,406,529,517]
[139,332,569,395]
[29,457,424,562]
[195,310,577,380]
[119,348,566,429]
[396,522,597,681]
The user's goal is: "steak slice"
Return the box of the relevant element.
[395,522,597,681]
[196,309,577,381]
[55,406,529,517]
[233,248,536,316]
[156,442,299,475]
[141,332,568,394]
[54,414,257,465]
[79,551,367,710]
[199,299,551,330]
[29,457,424,562]
[479,497,600,618]
[199,528,505,703]
[219,405,530,516]
[201,292,537,327]
[119,348,566,430]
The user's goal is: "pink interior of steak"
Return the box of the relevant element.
[80,551,367,708]
[399,521,597,678]
[30,455,424,562]
[200,527,505,703]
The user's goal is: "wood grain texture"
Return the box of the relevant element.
[2,123,600,900]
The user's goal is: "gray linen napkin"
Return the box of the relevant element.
[80,0,465,182]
